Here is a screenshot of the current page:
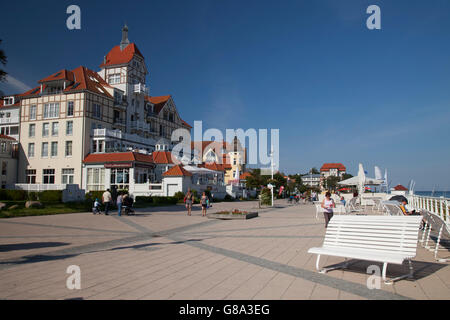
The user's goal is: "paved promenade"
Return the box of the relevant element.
[0,200,449,300]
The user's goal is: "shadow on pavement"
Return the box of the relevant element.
[0,242,70,252]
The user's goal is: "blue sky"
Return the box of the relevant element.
[1,0,449,190]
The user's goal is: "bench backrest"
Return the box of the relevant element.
[420,210,450,240]
[382,201,404,216]
[323,215,423,256]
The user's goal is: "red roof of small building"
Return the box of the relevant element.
[152,151,174,164]
[162,165,192,177]
[83,152,154,164]
[320,163,346,172]
[393,184,408,191]
[100,43,144,68]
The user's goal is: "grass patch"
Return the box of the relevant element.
[0,201,90,218]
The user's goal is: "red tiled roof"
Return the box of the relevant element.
[320,163,346,172]
[393,184,408,191]
[38,69,74,83]
[100,43,144,68]
[146,95,171,115]
[198,163,228,172]
[181,119,192,129]
[0,134,16,141]
[83,152,154,164]
[240,172,251,180]
[152,151,174,164]
[162,165,192,177]
[19,66,113,99]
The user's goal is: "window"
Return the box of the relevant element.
[51,142,58,157]
[110,168,130,190]
[67,101,74,117]
[6,112,10,118]
[114,91,122,104]
[52,122,59,136]
[43,103,60,119]
[28,143,35,157]
[26,169,36,184]
[62,168,74,184]
[41,142,48,157]
[29,124,35,137]
[108,74,120,84]
[2,161,6,175]
[66,121,73,135]
[42,123,49,137]
[65,141,72,157]
[42,169,55,184]
[87,168,105,191]
[92,103,101,119]
[29,105,37,120]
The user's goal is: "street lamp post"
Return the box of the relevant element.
[270,145,274,207]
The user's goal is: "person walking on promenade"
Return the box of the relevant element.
[185,189,193,216]
[321,191,335,228]
[102,189,112,215]
[116,192,123,217]
[201,192,208,217]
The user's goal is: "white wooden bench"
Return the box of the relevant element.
[308,215,423,284]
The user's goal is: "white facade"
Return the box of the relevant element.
[0,96,20,141]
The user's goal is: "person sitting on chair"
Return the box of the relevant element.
[399,199,418,215]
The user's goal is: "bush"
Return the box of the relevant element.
[260,188,272,206]
[39,190,62,202]
[173,191,185,201]
[135,196,153,203]
[0,189,27,201]
[223,194,234,202]
[85,191,104,202]
[152,196,178,205]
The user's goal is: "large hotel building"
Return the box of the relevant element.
[11,26,191,187]
[0,26,248,196]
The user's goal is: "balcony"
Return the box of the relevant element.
[0,117,19,124]
[92,128,155,147]
[113,118,126,126]
[130,120,151,132]
[133,83,149,95]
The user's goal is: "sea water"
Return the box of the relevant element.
[415,191,449,198]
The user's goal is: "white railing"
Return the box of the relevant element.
[92,128,155,147]
[0,117,19,124]
[133,83,149,95]
[409,194,449,225]
[10,184,68,191]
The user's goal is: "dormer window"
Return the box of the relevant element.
[3,97,14,106]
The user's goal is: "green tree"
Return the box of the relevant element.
[245,168,269,190]
[324,176,340,191]
[310,167,320,174]
[0,40,7,82]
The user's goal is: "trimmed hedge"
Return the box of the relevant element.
[0,190,62,202]
[135,196,178,206]
[38,191,62,202]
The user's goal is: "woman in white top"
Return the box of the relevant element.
[321,191,335,228]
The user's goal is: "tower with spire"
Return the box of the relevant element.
[120,24,130,51]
